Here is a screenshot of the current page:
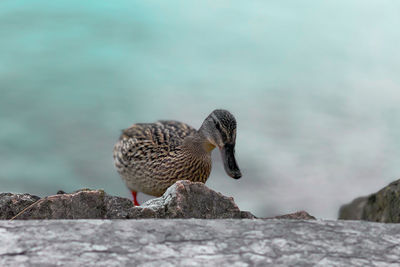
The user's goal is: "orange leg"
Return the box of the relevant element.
[131,191,140,206]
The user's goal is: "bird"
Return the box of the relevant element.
[113,109,242,206]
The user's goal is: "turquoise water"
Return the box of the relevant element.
[1,1,400,218]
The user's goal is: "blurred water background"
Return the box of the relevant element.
[1,0,400,219]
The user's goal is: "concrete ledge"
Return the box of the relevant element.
[1,219,399,266]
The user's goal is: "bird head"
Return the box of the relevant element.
[200,109,242,179]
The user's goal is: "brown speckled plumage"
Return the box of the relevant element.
[113,110,241,197]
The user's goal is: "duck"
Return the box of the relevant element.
[113,109,242,205]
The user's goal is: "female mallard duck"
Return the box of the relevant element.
[113,109,241,205]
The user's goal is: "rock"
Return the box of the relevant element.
[1,181,317,220]
[339,179,400,223]
[1,181,257,220]
[104,194,137,219]
[268,210,316,220]
[338,196,368,221]
[1,219,400,266]
[13,189,109,220]
[0,193,40,220]
[140,180,254,219]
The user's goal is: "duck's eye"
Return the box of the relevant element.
[215,122,228,141]
[215,122,221,131]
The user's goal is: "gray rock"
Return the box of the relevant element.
[1,181,257,220]
[11,189,109,220]
[339,179,400,223]
[268,210,316,220]
[0,193,40,220]
[1,219,399,266]
[140,180,254,219]
[338,196,368,221]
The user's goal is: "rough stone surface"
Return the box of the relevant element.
[0,193,40,220]
[339,179,400,223]
[0,181,256,220]
[268,210,316,220]
[140,180,252,219]
[1,219,400,266]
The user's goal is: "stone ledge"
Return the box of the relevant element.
[1,219,399,266]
